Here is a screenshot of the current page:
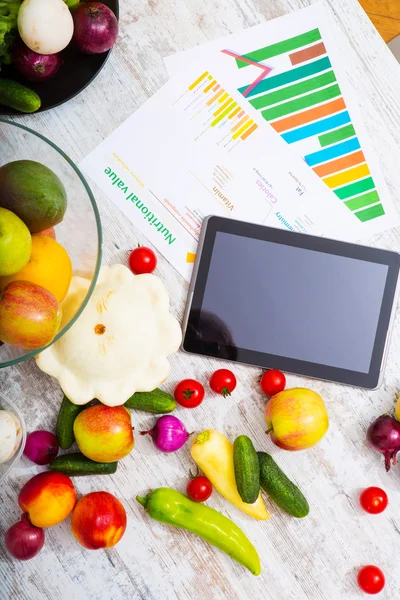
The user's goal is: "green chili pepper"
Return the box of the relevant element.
[136,487,261,576]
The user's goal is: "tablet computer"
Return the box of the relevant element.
[182,216,400,389]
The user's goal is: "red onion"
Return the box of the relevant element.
[72,2,118,54]
[5,514,45,560]
[141,415,190,453]
[367,415,400,472]
[13,41,63,83]
[24,430,59,465]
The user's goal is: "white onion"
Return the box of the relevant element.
[18,0,74,55]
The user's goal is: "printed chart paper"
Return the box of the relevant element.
[165,2,399,237]
[81,60,359,281]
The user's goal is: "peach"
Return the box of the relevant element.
[74,405,134,463]
[71,491,127,550]
[0,234,72,303]
[265,388,329,451]
[0,281,61,349]
[18,472,76,528]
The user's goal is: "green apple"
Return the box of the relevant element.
[0,207,32,276]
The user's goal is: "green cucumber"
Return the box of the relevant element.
[50,452,118,476]
[0,80,41,113]
[124,388,176,414]
[233,435,260,504]
[258,452,309,518]
[56,395,85,449]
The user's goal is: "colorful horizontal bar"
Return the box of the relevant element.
[218,92,228,103]
[212,83,220,91]
[312,149,365,177]
[232,116,249,132]
[344,190,380,211]
[282,110,350,144]
[228,106,241,119]
[237,110,244,118]
[239,56,332,99]
[355,203,384,222]
[304,137,360,167]
[232,120,254,140]
[318,123,356,147]
[214,98,232,116]
[271,98,346,133]
[323,163,370,189]
[249,71,336,110]
[235,29,322,68]
[189,72,208,90]
[290,41,327,65]
[241,123,258,140]
[262,84,341,121]
[211,102,237,127]
[207,88,224,105]
[334,176,375,200]
[203,79,216,93]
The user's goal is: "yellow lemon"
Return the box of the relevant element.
[0,234,72,302]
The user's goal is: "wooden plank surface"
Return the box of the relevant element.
[1,0,400,599]
[358,0,400,41]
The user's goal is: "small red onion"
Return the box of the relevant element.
[24,430,59,465]
[72,2,118,55]
[141,415,189,453]
[367,415,400,472]
[5,514,45,560]
[13,41,63,83]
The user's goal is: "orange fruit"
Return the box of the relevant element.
[0,234,72,302]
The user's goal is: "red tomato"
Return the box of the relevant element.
[260,369,286,396]
[187,476,212,502]
[174,379,205,408]
[360,487,388,514]
[357,565,385,595]
[210,369,236,397]
[128,246,157,274]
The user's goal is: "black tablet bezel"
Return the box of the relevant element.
[183,216,400,389]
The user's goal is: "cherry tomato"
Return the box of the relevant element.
[360,487,388,514]
[128,246,157,274]
[187,476,212,502]
[174,379,205,408]
[260,369,286,396]
[210,369,236,397]
[357,565,385,595]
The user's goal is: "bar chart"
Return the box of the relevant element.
[185,71,259,147]
[234,28,384,223]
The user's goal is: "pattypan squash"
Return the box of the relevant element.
[36,264,182,406]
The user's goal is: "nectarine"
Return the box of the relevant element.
[0,281,61,350]
[18,472,76,528]
[71,491,127,550]
[74,405,134,463]
[265,388,329,451]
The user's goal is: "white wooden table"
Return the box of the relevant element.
[2,0,400,598]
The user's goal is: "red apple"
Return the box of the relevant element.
[74,405,134,463]
[0,281,61,349]
[18,472,76,528]
[71,491,127,550]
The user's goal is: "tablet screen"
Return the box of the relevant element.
[199,231,389,373]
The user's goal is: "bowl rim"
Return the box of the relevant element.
[0,118,103,367]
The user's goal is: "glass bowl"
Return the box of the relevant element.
[0,393,27,483]
[0,119,102,367]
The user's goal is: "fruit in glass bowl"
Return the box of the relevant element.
[0,119,102,367]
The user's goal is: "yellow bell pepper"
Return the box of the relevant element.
[190,429,270,520]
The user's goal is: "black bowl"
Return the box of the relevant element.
[0,0,119,115]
